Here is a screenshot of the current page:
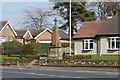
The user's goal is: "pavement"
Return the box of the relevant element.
[1,65,119,72]
[1,67,118,78]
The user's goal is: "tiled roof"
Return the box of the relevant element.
[73,21,104,39]
[49,28,69,40]
[59,29,69,40]
[15,29,27,38]
[34,28,69,40]
[97,16,120,35]
[0,21,8,31]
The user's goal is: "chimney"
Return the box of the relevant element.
[110,9,113,16]
[107,9,113,19]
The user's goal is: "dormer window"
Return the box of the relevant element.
[108,37,120,50]
[82,39,93,50]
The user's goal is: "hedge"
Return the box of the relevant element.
[2,41,23,55]
[61,43,74,50]
[63,53,92,59]
[32,43,50,55]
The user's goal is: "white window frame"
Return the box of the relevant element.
[82,39,93,50]
[39,40,52,43]
[8,37,13,41]
[107,37,120,50]
[0,37,6,44]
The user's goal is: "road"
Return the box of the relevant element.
[1,68,118,78]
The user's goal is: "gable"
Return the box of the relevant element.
[0,21,17,36]
[37,30,52,40]
[1,23,16,37]
[23,30,33,39]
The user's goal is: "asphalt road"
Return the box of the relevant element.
[1,68,118,78]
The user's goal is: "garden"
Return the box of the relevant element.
[43,52,119,66]
[0,41,119,67]
[0,41,50,65]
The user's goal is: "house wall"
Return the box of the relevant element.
[74,39,98,55]
[16,38,24,44]
[36,30,52,43]
[24,32,32,44]
[100,36,119,54]
[0,24,16,42]
[60,40,70,43]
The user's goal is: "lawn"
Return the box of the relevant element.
[0,55,20,60]
[90,55,118,60]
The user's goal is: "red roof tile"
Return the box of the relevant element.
[73,21,104,39]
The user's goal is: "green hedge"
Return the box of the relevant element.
[2,41,23,55]
[61,43,74,50]
[32,43,50,54]
[63,53,92,59]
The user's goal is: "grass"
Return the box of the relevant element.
[66,54,119,61]
[0,55,19,60]
[91,55,118,60]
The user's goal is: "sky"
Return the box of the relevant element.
[1,1,58,29]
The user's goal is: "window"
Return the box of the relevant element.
[82,39,93,50]
[0,37,6,44]
[8,38,13,41]
[108,37,120,50]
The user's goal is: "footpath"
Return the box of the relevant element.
[1,65,119,72]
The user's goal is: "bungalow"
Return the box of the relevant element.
[0,21,17,44]
[73,16,120,55]
[34,28,69,43]
[0,21,33,44]
[15,30,33,44]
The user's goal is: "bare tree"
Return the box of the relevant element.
[86,2,120,20]
[24,8,56,33]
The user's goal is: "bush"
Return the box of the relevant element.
[40,53,47,57]
[2,41,23,55]
[22,44,37,59]
[61,43,74,50]
[63,52,92,59]
[32,43,50,55]
[62,52,66,59]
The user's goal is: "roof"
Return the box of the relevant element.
[15,30,27,38]
[59,29,69,40]
[97,16,120,35]
[73,21,104,39]
[0,21,8,31]
[34,28,69,40]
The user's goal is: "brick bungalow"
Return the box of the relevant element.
[73,16,120,55]
[15,30,33,44]
[0,21,17,44]
[34,28,69,43]
[0,21,33,44]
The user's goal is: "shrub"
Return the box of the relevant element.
[61,43,74,50]
[40,53,47,57]
[22,44,37,59]
[63,52,92,60]
[2,41,23,55]
[32,43,50,55]
[62,52,66,59]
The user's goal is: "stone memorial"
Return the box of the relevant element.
[48,18,62,59]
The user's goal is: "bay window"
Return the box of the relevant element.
[82,39,93,50]
[108,37,120,50]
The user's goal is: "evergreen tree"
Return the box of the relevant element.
[54,2,96,37]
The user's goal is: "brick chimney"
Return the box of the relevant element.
[110,9,113,16]
[107,9,113,19]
